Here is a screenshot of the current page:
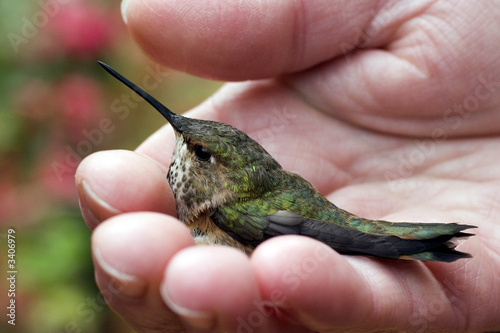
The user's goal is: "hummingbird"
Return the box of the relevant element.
[98,61,476,262]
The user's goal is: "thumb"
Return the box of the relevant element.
[121,0,377,80]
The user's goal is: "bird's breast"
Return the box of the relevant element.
[189,214,253,255]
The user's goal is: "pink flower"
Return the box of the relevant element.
[36,146,79,202]
[55,74,104,143]
[0,177,22,225]
[14,79,54,120]
[48,1,120,59]
[0,166,43,225]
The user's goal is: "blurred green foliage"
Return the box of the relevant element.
[0,0,222,332]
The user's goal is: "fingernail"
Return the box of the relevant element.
[161,287,215,329]
[77,181,99,229]
[78,180,120,229]
[121,0,131,24]
[94,247,147,298]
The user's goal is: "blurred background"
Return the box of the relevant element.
[0,0,221,332]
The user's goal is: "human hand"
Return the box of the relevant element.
[76,0,500,331]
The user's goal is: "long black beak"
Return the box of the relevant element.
[98,61,183,133]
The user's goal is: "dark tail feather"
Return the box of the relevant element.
[269,217,476,262]
[401,244,472,262]
[384,230,475,262]
[261,212,476,262]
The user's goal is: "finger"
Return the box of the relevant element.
[76,150,175,230]
[121,0,378,80]
[251,236,466,332]
[161,246,304,332]
[251,236,372,331]
[92,212,195,332]
[160,246,262,331]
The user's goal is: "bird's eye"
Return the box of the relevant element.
[194,145,211,162]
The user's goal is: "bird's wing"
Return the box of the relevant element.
[211,209,474,262]
[211,208,404,257]
[263,210,416,258]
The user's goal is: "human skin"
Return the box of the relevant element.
[76,0,500,331]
